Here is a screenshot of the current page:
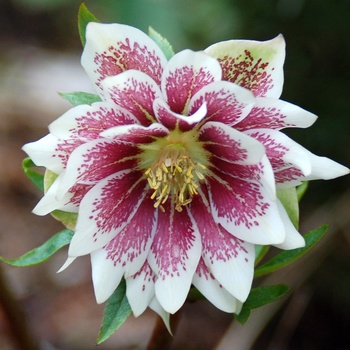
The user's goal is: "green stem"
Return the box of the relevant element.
[146,311,182,350]
[0,266,40,350]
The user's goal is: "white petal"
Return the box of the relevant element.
[274,200,305,250]
[57,256,76,273]
[32,173,78,215]
[22,134,65,174]
[90,248,124,304]
[192,260,238,313]
[305,154,349,181]
[126,262,155,317]
[149,298,172,334]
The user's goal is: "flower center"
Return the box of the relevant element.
[139,130,209,212]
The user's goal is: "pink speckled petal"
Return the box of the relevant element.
[103,195,158,278]
[199,121,265,165]
[100,70,162,126]
[235,97,317,131]
[207,168,285,245]
[68,170,147,256]
[245,129,312,186]
[57,139,140,197]
[191,194,255,302]
[188,80,255,126]
[204,35,285,98]
[49,102,139,140]
[82,22,167,91]
[148,201,201,314]
[162,49,222,114]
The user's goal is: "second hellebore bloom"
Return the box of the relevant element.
[23,22,349,321]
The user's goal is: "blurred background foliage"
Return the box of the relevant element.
[0,0,349,349]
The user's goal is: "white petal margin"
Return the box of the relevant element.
[204,35,285,99]
[126,262,156,317]
[274,200,305,250]
[304,152,349,181]
[149,298,172,335]
[22,134,65,174]
[192,259,238,313]
[90,248,124,303]
[32,173,78,215]
[153,98,208,129]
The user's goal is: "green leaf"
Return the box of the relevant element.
[235,284,290,324]
[78,3,99,46]
[148,27,175,60]
[97,279,132,344]
[254,225,328,278]
[59,91,101,106]
[0,229,74,267]
[22,158,44,192]
[277,187,299,228]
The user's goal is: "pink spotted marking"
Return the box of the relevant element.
[207,170,270,229]
[165,66,217,114]
[151,200,197,279]
[73,106,138,139]
[248,131,289,169]
[219,50,274,97]
[190,87,247,126]
[104,196,157,267]
[235,105,289,130]
[94,40,163,87]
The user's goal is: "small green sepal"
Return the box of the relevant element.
[148,27,175,60]
[277,187,299,228]
[78,3,100,46]
[59,91,101,106]
[254,225,328,278]
[235,284,290,324]
[97,279,132,344]
[0,229,74,267]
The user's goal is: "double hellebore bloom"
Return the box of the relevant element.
[23,23,348,321]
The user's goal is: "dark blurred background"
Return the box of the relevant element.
[0,0,349,349]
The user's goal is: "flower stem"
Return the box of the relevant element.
[146,311,182,350]
[0,266,40,350]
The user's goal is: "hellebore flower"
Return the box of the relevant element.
[22,22,349,321]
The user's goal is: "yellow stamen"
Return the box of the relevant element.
[144,145,206,212]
